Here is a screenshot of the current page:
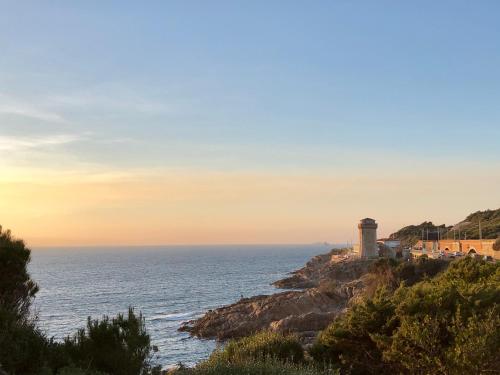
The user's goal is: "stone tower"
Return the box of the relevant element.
[358,218,378,258]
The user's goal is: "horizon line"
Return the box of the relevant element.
[30,242,347,250]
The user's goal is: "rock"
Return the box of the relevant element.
[179,251,377,342]
[269,311,339,333]
[273,254,374,289]
[179,288,347,340]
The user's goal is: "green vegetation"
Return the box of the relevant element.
[310,257,500,374]
[205,332,304,365]
[174,359,336,375]
[0,226,160,375]
[59,308,159,375]
[389,222,449,247]
[390,208,500,245]
[460,209,500,239]
[174,332,335,375]
[0,227,39,321]
[176,360,337,375]
[362,257,448,297]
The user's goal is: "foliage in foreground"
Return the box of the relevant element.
[0,226,159,375]
[205,331,304,365]
[311,257,500,374]
[0,227,39,321]
[174,358,337,375]
[171,332,333,375]
[61,308,159,375]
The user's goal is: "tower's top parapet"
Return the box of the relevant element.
[358,218,378,229]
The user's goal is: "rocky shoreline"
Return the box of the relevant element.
[179,249,376,343]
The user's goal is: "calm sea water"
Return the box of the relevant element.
[29,244,331,368]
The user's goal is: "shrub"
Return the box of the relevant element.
[0,226,48,374]
[0,226,160,374]
[0,307,51,374]
[0,227,38,320]
[363,257,448,297]
[56,366,107,375]
[493,237,500,251]
[311,257,500,374]
[310,287,396,374]
[205,331,304,366]
[62,308,160,375]
[178,358,337,375]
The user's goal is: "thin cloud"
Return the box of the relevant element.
[0,134,82,151]
[0,103,67,124]
[47,90,171,115]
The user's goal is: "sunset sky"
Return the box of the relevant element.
[1,1,499,246]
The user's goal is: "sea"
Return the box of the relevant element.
[29,244,332,368]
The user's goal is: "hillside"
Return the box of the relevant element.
[389,208,500,246]
[456,209,500,239]
[388,222,450,247]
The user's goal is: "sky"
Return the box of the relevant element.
[1,1,499,246]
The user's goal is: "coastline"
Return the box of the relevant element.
[179,249,375,343]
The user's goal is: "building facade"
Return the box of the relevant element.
[415,239,498,259]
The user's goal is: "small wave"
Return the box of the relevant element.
[149,312,193,322]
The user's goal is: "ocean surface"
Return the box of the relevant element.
[29,244,331,368]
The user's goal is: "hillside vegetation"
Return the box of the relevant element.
[310,257,500,374]
[389,208,500,246]
[457,208,500,239]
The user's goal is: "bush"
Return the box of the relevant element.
[363,257,448,297]
[0,307,52,374]
[0,227,38,320]
[0,226,159,374]
[205,331,304,366]
[311,257,500,374]
[62,308,160,375]
[493,237,500,251]
[0,227,48,374]
[310,287,396,374]
[177,358,338,375]
[56,366,107,375]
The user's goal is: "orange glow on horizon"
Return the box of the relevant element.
[1,167,499,247]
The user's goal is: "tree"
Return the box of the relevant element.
[0,226,50,373]
[0,227,160,374]
[63,308,160,375]
[0,226,38,320]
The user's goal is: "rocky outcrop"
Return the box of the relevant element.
[179,288,345,341]
[179,252,376,342]
[273,251,373,289]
